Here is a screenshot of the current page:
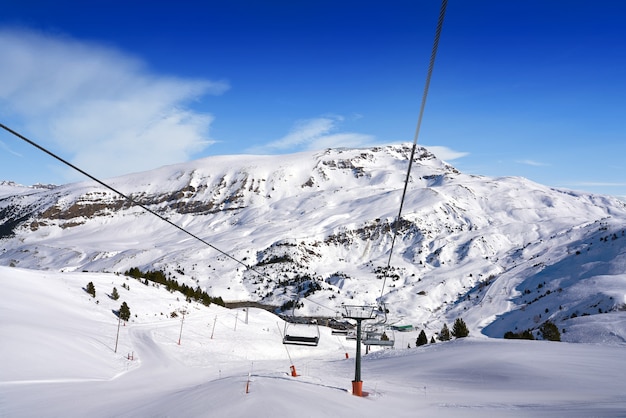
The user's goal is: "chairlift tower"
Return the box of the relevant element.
[342,305,377,396]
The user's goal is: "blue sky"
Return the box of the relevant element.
[1,1,625,198]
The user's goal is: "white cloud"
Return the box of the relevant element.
[516,159,549,167]
[0,140,22,157]
[249,116,375,154]
[0,28,229,180]
[423,145,468,161]
[575,181,626,187]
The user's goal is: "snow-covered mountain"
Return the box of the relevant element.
[2,144,626,342]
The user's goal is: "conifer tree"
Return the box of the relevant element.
[111,287,120,300]
[85,281,96,298]
[539,320,561,341]
[430,336,436,344]
[439,323,451,341]
[452,318,469,338]
[119,302,131,321]
[416,330,428,346]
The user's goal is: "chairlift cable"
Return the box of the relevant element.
[2,0,448,325]
[379,0,448,302]
[1,122,339,338]
[0,122,272,281]
[303,296,337,313]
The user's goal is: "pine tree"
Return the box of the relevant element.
[111,287,120,300]
[439,323,451,341]
[119,302,131,321]
[430,336,436,344]
[452,318,469,338]
[85,281,96,298]
[416,330,428,346]
[539,320,561,341]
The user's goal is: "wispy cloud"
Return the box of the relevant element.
[248,116,375,154]
[0,140,22,157]
[423,145,468,161]
[0,28,229,180]
[516,159,549,167]
[574,181,626,187]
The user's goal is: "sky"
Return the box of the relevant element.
[0,1,625,198]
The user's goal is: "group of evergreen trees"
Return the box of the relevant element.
[503,320,561,342]
[124,267,224,307]
[84,281,131,321]
[539,320,561,341]
[413,318,469,347]
[85,267,224,325]
[503,329,535,340]
[452,318,470,338]
[439,318,469,341]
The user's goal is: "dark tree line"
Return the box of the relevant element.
[503,320,560,342]
[504,329,535,340]
[124,267,224,307]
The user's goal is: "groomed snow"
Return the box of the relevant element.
[1,266,625,417]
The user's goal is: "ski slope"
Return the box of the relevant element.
[1,266,625,417]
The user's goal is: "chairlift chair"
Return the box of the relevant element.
[345,329,357,340]
[363,325,395,347]
[282,320,320,347]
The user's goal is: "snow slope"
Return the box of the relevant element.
[1,266,625,417]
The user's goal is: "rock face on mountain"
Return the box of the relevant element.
[2,144,626,342]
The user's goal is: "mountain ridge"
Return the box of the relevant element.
[2,144,626,342]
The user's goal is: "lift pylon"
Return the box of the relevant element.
[342,305,377,396]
